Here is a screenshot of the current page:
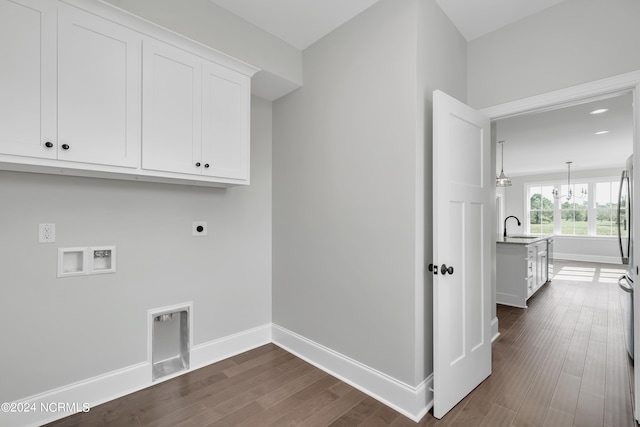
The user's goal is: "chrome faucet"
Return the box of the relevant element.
[504,216,521,238]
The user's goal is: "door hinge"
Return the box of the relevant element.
[428,263,438,274]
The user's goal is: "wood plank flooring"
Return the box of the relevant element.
[47,260,636,426]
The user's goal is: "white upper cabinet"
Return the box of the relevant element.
[57,5,140,168]
[202,62,250,181]
[142,41,251,182]
[0,0,258,187]
[0,0,56,159]
[142,41,202,175]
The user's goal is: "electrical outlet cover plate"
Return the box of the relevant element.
[39,223,55,243]
[192,221,207,236]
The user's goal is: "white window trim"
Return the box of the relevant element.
[525,176,619,237]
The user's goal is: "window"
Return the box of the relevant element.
[560,183,588,235]
[526,178,619,237]
[595,181,622,236]
[528,185,554,234]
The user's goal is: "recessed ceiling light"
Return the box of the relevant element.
[594,130,609,135]
[590,108,609,115]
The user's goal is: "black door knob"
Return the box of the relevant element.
[61,144,70,150]
[195,162,201,167]
[440,264,454,275]
[44,142,53,148]
[204,163,210,168]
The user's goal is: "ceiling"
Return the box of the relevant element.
[209,0,382,50]
[209,0,567,49]
[496,92,634,177]
[434,0,566,41]
[207,1,633,177]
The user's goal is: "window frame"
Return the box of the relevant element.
[524,176,619,237]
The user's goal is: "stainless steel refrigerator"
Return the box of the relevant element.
[618,155,634,360]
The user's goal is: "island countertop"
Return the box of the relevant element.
[497,234,554,245]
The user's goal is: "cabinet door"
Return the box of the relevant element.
[202,61,250,181]
[57,5,140,168]
[0,0,56,159]
[527,244,538,286]
[142,41,202,175]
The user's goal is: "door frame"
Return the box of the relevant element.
[479,69,640,423]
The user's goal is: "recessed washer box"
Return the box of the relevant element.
[92,246,116,274]
[58,247,86,277]
[57,246,116,278]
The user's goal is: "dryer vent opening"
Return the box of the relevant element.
[151,308,190,381]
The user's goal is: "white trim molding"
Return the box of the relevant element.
[554,253,621,265]
[271,323,432,422]
[480,70,640,120]
[483,69,640,424]
[491,317,500,343]
[2,324,271,427]
[190,324,272,370]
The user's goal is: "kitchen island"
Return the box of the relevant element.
[497,234,554,308]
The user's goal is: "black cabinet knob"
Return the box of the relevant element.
[44,142,53,148]
[195,162,201,167]
[204,163,210,168]
[61,144,70,150]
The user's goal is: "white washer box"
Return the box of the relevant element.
[57,246,116,277]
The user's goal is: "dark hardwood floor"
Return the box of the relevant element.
[47,260,636,426]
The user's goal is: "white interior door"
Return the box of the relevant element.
[432,90,492,419]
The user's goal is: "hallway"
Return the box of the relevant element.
[431,260,635,426]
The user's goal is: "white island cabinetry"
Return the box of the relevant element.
[497,236,551,308]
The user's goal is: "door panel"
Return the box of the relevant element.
[0,0,56,158]
[58,5,140,167]
[142,41,202,175]
[202,61,250,181]
[433,90,492,419]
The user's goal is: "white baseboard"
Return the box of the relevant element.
[7,323,434,426]
[3,324,272,427]
[271,323,432,422]
[496,292,528,309]
[491,317,500,342]
[191,323,272,370]
[554,253,621,265]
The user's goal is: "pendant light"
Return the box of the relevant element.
[552,161,587,201]
[496,140,512,187]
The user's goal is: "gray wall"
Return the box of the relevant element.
[104,0,303,98]
[468,0,640,109]
[0,97,272,402]
[273,0,466,386]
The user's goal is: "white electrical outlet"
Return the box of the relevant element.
[39,223,56,243]
[192,221,207,236]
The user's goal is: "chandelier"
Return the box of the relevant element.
[552,161,587,201]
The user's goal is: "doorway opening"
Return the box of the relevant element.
[481,70,640,424]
